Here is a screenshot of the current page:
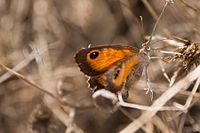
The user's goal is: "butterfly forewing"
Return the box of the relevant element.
[75,45,139,76]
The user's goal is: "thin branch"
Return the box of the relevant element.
[179,0,200,13]
[152,116,176,133]
[118,92,184,111]
[120,65,200,133]
[0,63,58,100]
[0,47,47,84]
[0,63,93,110]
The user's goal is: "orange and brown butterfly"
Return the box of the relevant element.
[74,44,149,98]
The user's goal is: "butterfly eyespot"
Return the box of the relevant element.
[89,51,99,59]
[114,69,120,79]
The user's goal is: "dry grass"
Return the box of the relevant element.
[0,0,199,133]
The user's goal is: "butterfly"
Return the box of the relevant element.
[75,45,149,99]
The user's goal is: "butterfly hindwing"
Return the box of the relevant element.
[103,55,139,92]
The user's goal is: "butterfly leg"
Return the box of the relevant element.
[144,63,154,100]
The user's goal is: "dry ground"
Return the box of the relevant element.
[0,0,199,133]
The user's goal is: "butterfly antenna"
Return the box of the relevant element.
[144,0,174,51]
[139,16,145,41]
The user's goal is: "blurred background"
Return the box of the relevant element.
[0,0,199,133]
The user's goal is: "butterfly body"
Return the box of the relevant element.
[75,45,148,95]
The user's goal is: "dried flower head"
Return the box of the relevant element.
[164,38,200,71]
